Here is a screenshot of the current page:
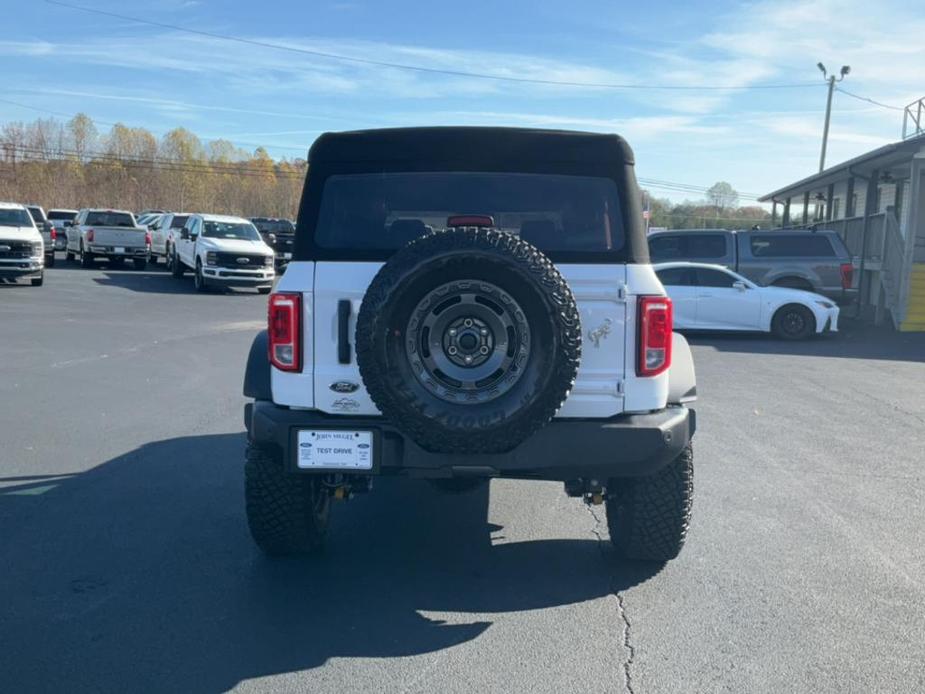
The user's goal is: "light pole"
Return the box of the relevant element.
[817,62,850,172]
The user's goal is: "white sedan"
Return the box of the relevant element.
[654,262,839,340]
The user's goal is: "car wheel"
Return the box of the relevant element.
[148,254,158,265]
[194,259,208,292]
[245,443,329,556]
[134,257,147,271]
[606,445,693,562]
[31,273,44,287]
[356,227,581,455]
[771,303,816,340]
[80,244,93,268]
[171,251,184,278]
[65,250,75,262]
[46,254,55,268]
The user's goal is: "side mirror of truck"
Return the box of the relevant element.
[180,229,190,240]
[732,281,748,292]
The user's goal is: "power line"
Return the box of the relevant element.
[638,178,762,202]
[45,0,822,92]
[834,87,904,111]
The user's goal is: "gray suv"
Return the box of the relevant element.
[648,228,857,303]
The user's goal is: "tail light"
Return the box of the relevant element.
[145,231,152,246]
[50,228,56,240]
[268,293,302,372]
[86,229,94,242]
[840,263,853,290]
[447,214,495,227]
[637,296,673,377]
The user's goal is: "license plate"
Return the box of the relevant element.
[297,430,373,470]
[114,247,125,254]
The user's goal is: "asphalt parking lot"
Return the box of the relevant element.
[2,259,925,693]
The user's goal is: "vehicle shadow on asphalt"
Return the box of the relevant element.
[685,322,925,364]
[91,268,267,295]
[0,432,659,692]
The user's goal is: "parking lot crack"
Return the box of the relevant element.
[584,503,636,694]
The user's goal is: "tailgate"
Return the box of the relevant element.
[309,261,627,418]
[313,262,382,415]
[556,264,627,418]
[94,227,147,247]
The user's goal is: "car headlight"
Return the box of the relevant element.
[32,242,43,257]
[815,300,835,309]
[206,251,217,266]
[264,256,274,267]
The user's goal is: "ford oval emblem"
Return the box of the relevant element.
[236,257,250,264]
[330,381,359,394]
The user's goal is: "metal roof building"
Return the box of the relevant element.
[759,125,925,331]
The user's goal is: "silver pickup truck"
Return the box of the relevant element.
[65,209,150,269]
[648,228,857,304]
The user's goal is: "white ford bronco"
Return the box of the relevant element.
[243,127,697,561]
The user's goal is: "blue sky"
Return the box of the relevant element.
[3,0,923,203]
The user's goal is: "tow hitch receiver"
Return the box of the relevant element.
[324,475,373,501]
[565,478,606,505]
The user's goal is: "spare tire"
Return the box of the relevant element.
[356,227,581,454]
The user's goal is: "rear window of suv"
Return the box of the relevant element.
[314,172,625,252]
[85,212,135,227]
[749,234,835,257]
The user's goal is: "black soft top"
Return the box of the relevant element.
[308,127,635,167]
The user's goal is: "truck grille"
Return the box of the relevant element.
[214,252,266,269]
[0,240,35,259]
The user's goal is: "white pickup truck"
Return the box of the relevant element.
[0,202,45,286]
[170,213,274,293]
[65,208,150,269]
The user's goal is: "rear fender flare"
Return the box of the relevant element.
[667,332,696,404]
[243,330,271,400]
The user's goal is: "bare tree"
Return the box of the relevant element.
[706,181,739,211]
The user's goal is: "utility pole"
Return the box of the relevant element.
[817,62,850,172]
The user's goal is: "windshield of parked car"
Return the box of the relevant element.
[85,211,136,227]
[202,221,261,240]
[254,219,295,234]
[315,172,625,252]
[0,208,35,227]
[26,207,46,223]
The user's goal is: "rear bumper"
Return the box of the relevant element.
[245,401,695,481]
[89,246,148,257]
